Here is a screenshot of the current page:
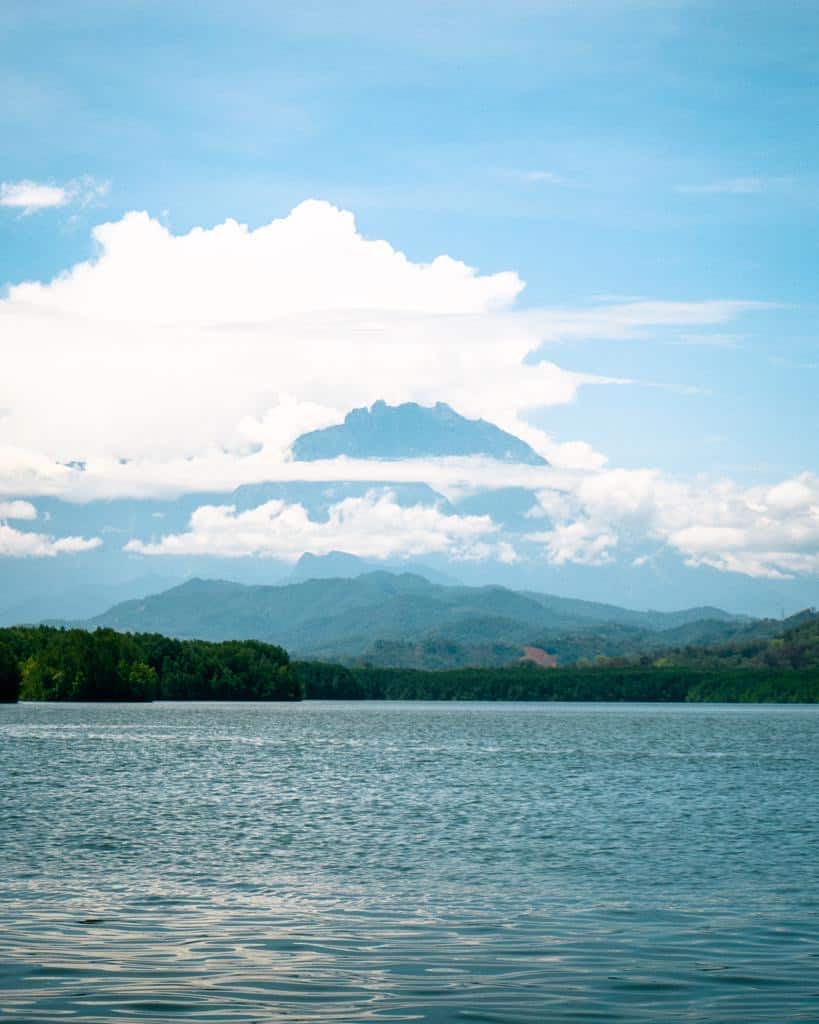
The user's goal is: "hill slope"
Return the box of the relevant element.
[84,572,751,667]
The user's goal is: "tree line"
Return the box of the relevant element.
[1,620,818,705]
[294,660,819,703]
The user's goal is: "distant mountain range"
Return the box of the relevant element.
[292,400,548,464]
[287,551,461,587]
[79,571,755,668]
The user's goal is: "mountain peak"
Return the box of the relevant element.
[291,400,548,465]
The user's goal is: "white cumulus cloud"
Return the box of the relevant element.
[0,524,101,558]
[125,490,507,563]
[527,520,618,566]
[527,469,819,579]
[0,500,100,557]
[0,499,37,520]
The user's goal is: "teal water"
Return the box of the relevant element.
[1,701,818,1022]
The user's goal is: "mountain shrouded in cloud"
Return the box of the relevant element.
[292,401,549,464]
[0,199,816,613]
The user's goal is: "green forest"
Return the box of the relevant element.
[295,661,819,703]
[0,626,297,703]
[1,612,818,704]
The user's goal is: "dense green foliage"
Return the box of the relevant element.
[0,641,21,702]
[346,664,819,703]
[649,609,819,672]
[0,626,297,702]
[297,658,817,704]
[292,661,365,699]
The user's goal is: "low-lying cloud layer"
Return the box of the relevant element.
[126,490,514,564]
[113,468,819,580]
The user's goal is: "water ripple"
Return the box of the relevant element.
[2,701,819,1022]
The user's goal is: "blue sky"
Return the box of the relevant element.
[1,0,817,613]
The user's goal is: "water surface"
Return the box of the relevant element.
[2,701,818,1022]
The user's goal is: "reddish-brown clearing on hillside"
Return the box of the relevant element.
[520,646,558,668]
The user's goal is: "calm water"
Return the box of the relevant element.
[1,701,818,1023]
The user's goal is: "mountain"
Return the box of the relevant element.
[288,551,461,586]
[81,571,749,668]
[521,591,743,632]
[291,400,548,464]
[651,608,819,668]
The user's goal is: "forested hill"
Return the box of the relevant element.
[647,608,819,672]
[75,571,749,668]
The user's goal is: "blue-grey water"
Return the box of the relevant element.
[1,701,818,1023]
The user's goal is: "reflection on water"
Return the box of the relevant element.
[1,701,818,1022]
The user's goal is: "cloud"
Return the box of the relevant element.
[0,526,101,557]
[0,524,101,558]
[9,201,522,318]
[0,200,765,500]
[0,177,108,215]
[0,499,37,520]
[1,181,69,212]
[3,199,793,581]
[125,489,511,563]
[527,521,617,566]
[0,446,585,503]
[109,454,819,579]
[0,499,101,557]
[527,469,819,579]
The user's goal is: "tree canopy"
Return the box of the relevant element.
[0,626,296,702]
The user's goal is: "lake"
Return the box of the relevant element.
[1,700,818,1022]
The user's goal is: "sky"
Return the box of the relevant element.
[1,0,818,614]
